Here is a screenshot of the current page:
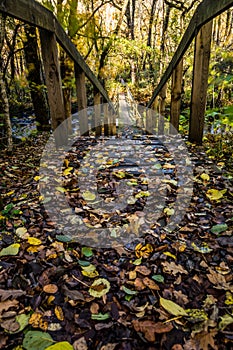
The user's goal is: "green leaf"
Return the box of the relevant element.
[23,331,54,350]
[152,274,164,283]
[210,224,228,234]
[78,259,91,267]
[81,246,93,257]
[56,235,72,242]
[91,313,110,321]
[44,342,73,350]
[0,243,20,257]
[122,286,137,295]
[160,297,188,316]
[132,257,142,265]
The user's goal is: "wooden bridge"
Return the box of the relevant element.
[0,0,232,146]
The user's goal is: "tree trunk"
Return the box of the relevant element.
[189,20,213,145]
[0,13,12,153]
[24,24,49,131]
[170,58,183,133]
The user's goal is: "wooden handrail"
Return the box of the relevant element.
[0,0,114,110]
[147,0,233,108]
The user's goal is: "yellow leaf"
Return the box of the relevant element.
[206,189,227,201]
[27,237,42,246]
[160,297,187,316]
[34,176,41,181]
[55,305,64,321]
[200,173,210,181]
[27,246,39,253]
[55,186,66,193]
[89,278,110,298]
[164,251,176,260]
[82,191,96,201]
[63,167,73,176]
[81,264,99,278]
[29,312,48,331]
[135,243,153,258]
[164,208,175,216]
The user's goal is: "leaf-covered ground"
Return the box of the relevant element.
[0,131,232,350]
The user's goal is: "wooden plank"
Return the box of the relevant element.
[40,29,67,146]
[0,0,54,31]
[75,65,89,136]
[170,59,183,133]
[94,88,102,136]
[147,0,233,108]
[189,21,213,144]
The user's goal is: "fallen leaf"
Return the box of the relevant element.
[160,297,188,316]
[142,277,160,290]
[73,337,88,350]
[0,243,20,257]
[132,319,173,342]
[22,330,53,350]
[43,284,58,294]
[162,261,188,275]
[0,299,18,315]
[42,342,73,350]
[89,278,110,298]
[135,265,151,276]
[54,306,64,321]
[206,188,227,201]
[0,289,26,301]
[27,237,42,246]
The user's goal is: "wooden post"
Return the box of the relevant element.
[158,84,167,135]
[189,20,213,144]
[94,88,101,136]
[40,29,67,146]
[103,103,109,136]
[146,108,152,134]
[75,64,89,136]
[170,58,183,133]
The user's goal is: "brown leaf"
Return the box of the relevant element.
[162,261,188,275]
[0,336,8,350]
[196,330,218,350]
[90,302,99,314]
[43,284,58,294]
[73,336,88,350]
[62,285,85,301]
[134,278,146,291]
[142,277,160,290]
[135,265,151,276]
[132,320,173,342]
[0,318,20,332]
[0,300,18,315]
[0,289,26,301]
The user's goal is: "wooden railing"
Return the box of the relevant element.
[0,0,115,145]
[147,0,233,144]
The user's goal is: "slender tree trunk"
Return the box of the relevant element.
[189,20,213,145]
[24,24,49,131]
[0,13,12,153]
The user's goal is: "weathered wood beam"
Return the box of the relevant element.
[40,29,67,146]
[75,64,89,136]
[189,21,213,145]
[147,0,233,108]
[0,0,54,31]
